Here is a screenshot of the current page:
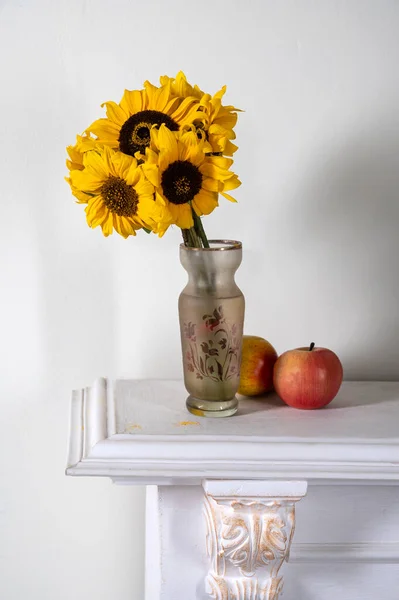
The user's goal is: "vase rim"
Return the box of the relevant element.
[180,239,242,252]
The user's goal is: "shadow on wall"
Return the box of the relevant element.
[290,116,399,380]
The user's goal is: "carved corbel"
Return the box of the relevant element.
[203,481,307,599]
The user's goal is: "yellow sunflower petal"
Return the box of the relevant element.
[66,158,82,172]
[213,112,238,130]
[151,200,174,235]
[144,147,160,165]
[157,124,179,162]
[208,123,233,137]
[202,140,214,154]
[72,187,93,204]
[159,74,172,87]
[134,177,154,197]
[112,215,125,237]
[123,164,141,187]
[66,146,84,170]
[101,101,128,126]
[86,118,120,141]
[179,128,202,148]
[166,202,193,229]
[160,71,202,100]
[101,213,114,236]
[112,151,137,181]
[179,140,204,166]
[155,221,169,237]
[136,196,159,226]
[65,176,93,203]
[173,71,193,96]
[142,163,160,187]
[85,195,106,219]
[158,148,172,174]
[207,155,234,169]
[120,89,144,115]
[202,177,222,192]
[213,85,227,102]
[199,162,233,180]
[85,196,107,225]
[90,210,109,228]
[221,191,238,203]
[76,134,99,153]
[222,140,238,155]
[178,203,194,229]
[143,80,158,105]
[70,169,103,193]
[102,146,123,177]
[192,189,218,216]
[152,82,172,112]
[113,214,137,238]
[83,150,113,179]
[171,96,201,123]
[155,190,166,207]
[223,175,241,192]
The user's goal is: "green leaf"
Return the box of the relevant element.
[143,228,152,234]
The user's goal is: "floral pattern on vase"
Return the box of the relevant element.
[184,306,241,382]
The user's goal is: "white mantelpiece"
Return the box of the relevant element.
[66,379,399,600]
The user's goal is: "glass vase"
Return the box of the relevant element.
[179,240,245,417]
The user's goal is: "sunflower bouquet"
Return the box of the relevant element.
[65,71,241,247]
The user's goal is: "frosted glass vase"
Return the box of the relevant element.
[179,240,245,417]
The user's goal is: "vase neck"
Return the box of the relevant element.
[180,242,242,297]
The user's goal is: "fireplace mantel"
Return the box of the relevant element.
[66,379,399,600]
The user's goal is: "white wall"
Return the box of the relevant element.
[1,1,399,598]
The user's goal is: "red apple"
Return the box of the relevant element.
[238,335,278,396]
[273,343,343,409]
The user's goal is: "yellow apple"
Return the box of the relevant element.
[238,335,278,396]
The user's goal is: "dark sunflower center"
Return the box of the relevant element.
[119,110,179,157]
[161,160,203,205]
[101,176,138,217]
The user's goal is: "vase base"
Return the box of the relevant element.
[186,395,238,418]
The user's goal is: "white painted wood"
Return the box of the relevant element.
[145,486,161,600]
[66,377,110,468]
[203,480,307,599]
[66,380,399,599]
[289,542,399,563]
[157,485,399,600]
[66,388,84,469]
[204,480,308,499]
[66,379,399,483]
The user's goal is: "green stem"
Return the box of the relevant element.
[191,227,202,247]
[181,228,191,246]
[192,208,210,248]
[181,227,201,247]
[181,205,210,248]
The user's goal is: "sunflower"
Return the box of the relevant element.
[85,80,201,159]
[69,146,160,238]
[142,124,240,235]
[159,71,240,156]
